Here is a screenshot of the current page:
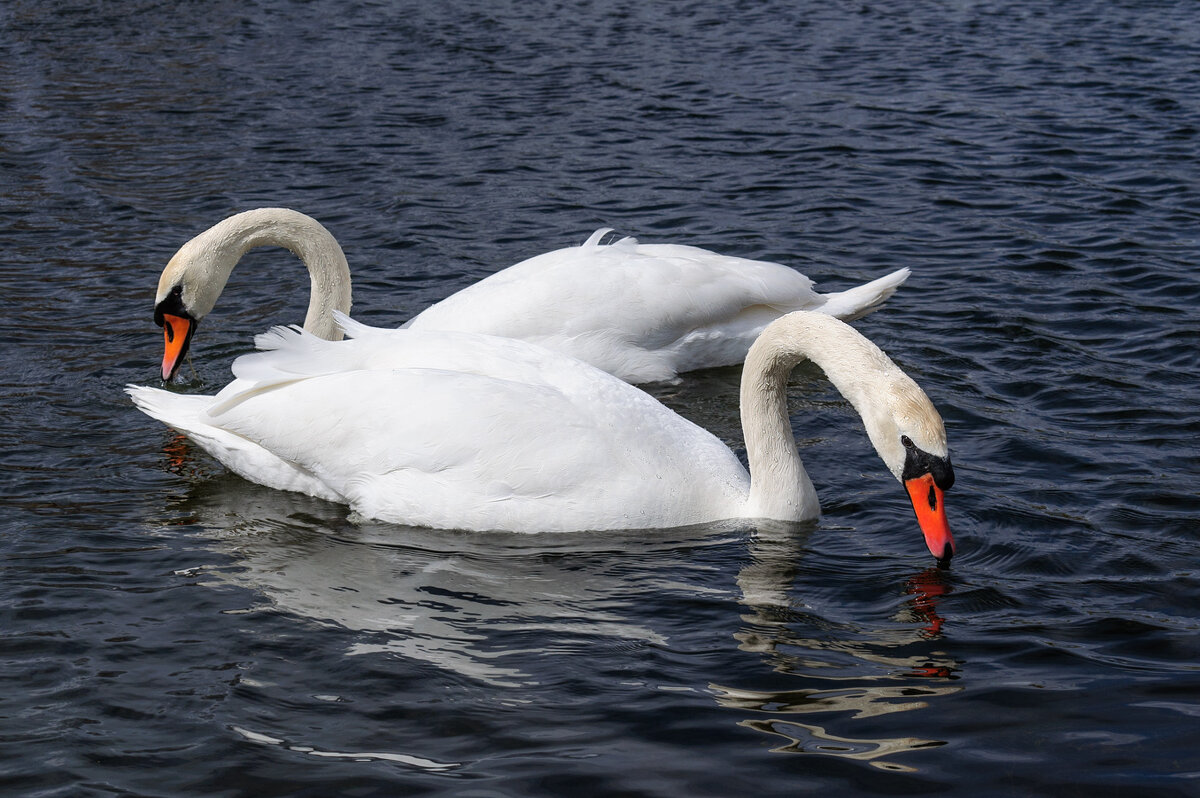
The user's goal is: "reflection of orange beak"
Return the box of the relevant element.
[906,566,950,639]
[904,472,954,562]
[161,313,195,381]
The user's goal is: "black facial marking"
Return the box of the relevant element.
[153,284,188,328]
[901,437,955,491]
[153,286,198,381]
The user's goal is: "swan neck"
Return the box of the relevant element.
[740,311,918,520]
[740,312,942,523]
[739,326,819,521]
[173,208,352,340]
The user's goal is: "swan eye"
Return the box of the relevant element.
[900,436,955,491]
[155,284,190,328]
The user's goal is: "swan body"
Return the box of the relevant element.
[128,312,955,560]
[153,209,909,383]
[404,228,911,382]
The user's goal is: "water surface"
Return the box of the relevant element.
[2,1,1198,796]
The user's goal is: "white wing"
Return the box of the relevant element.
[407,231,908,381]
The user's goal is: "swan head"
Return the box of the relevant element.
[859,376,956,564]
[153,232,226,381]
[150,208,352,381]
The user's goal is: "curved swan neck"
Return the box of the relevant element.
[739,318,819,521]
[159,208,352,340]
[739,311,937,521]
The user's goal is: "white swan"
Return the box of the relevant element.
[127,311,955,561]
[152,208,910,383]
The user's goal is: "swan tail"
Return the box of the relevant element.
[235,324,337,387]
[125,384,241,455]
[236,314,384,388]
[125,384,212,432]
[253,323,308,351]
[816,267,910,321]
[331,311,390,340]
[126,384,341,501]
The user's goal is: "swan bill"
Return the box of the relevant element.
[160,313,196,381]
[904,472,955,562]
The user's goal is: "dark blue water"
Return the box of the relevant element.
[3,1,1199,795]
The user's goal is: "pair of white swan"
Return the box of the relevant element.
[132,209,955,561]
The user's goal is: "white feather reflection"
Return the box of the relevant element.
[714,521,963,770]
[157,455,733,688]
[230,725,462,772]
[157,434,962,772]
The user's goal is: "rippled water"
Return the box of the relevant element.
[3,1,1199,795]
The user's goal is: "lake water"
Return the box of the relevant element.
[2,1,1198,796]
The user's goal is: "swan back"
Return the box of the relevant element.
[407,231,825,382]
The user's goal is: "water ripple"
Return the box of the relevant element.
[3,0,1200,795]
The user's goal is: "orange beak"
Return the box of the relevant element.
[904,472,954,562]
[161,313,195,381]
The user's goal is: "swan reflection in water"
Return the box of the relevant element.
[154,435,961,771]
[719,522,961,771]
[158,449,695,688]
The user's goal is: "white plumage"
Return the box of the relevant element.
[128,311,955,561]
[131,315,748,530]
[405,227,911,382]
[154,209,909,383]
